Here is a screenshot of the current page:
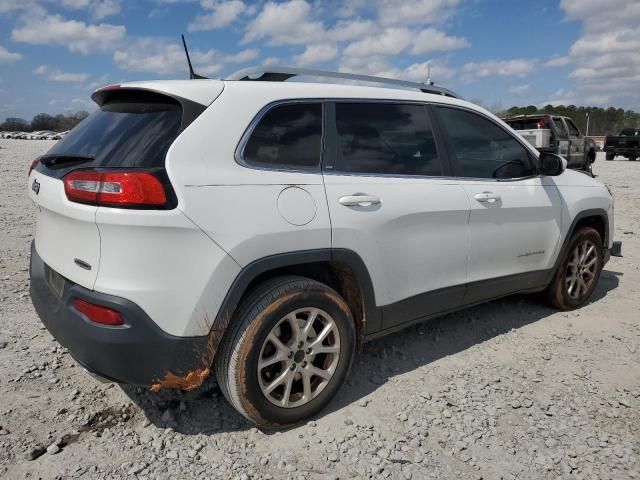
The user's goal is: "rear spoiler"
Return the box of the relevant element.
[90,86,206,131]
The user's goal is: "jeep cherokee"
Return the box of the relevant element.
[29,66,621,427]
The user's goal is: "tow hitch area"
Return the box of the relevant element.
[611,241,623,257]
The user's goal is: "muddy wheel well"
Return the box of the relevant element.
[244,261,365,345]
[574,215,606,245]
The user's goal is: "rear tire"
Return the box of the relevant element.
[605,153,615,161]
[215,276,356,428]
[544,227,603,310]
[629,156,637,161]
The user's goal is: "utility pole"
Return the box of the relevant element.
[585,112,590,137]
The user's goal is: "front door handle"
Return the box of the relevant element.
[474,192,501,203]
[338,194,381,207]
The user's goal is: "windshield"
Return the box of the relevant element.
[46,99,182,168]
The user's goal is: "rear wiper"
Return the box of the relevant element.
[39,155,95,168]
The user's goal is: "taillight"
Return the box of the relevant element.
[29,158,39,176]
[64,170,167,207]
[73,299,124,326]
[64,171,101,203]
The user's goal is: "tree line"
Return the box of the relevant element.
[0,111,90,133]
[3,105,639,136]
[501,105,640,136]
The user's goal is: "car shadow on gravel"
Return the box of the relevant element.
[325,268,622,416]
[121,269,620,435]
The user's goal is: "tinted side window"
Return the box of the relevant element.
[335,103,442,176]
[243,103,322,170]
[566,119,580,137]
[553,117,568,138]
[437,107,534,179]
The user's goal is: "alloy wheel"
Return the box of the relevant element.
[258,308,340,408]
[565,239,598,300]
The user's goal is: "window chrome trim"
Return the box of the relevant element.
[321,171,460,181]
[234,97,542,182]
[234,99,325,174]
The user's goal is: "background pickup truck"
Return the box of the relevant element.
[503,114,596,174]
[604,128,640,161]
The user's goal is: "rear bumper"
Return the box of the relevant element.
[604,146,639,156]
[29,241,209,385]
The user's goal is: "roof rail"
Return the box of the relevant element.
[226,65,461,99]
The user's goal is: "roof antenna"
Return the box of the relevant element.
[425,65,434,86]
[181,34,208,80]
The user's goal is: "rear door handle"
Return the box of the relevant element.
[338,194,381,207]
[474,192,501,203]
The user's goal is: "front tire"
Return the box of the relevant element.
[215,276,356,428]
[605,153,615,161]
[544,227,604,310]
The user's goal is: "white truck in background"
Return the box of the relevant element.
[503,114,597,174]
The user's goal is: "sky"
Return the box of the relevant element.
[1,0,639,120]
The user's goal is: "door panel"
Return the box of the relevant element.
[462,177,562,291]
[324,175,470,328]
[434,106,563,303]
[324,101,470,331]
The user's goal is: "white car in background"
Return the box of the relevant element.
[29,131,49,140]
[28,66,621,427]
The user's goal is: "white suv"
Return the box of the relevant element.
[29,67,621,427]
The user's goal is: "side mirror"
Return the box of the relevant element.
[539,153,566,176]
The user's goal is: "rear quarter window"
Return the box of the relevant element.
[241,102,323,170]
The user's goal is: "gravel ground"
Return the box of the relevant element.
[0,139,639,480]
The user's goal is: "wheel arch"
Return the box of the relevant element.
[547,208,609,284]
[209,249,380,358]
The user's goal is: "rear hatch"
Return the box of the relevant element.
[29,88,198,289]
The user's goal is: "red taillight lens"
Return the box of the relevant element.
[64,171,102,203]
[100,172,167,205]
[64,170,167,207]
[73,299,124,326]
[29,158,39,176]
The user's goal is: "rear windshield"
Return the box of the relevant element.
[46,97,182,168]
[505,118,546,130]
[620,128,640,136]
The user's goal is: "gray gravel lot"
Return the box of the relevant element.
[0,140,639,479]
